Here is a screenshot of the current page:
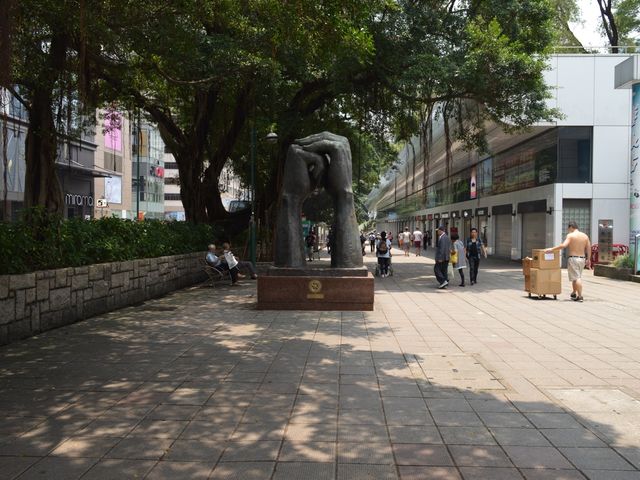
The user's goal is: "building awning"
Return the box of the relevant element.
[56,160,111,178]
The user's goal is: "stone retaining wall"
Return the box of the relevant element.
[0,252,207,346]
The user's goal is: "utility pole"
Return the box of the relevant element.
[250,123,257,266]
[136,109,141,220]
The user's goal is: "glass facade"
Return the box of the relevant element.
[378,127,592,217]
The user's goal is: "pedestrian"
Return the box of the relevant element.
[369,232,376,252]
[412,227,423,256]
[360,231,367,256]
[376,231,392,278]
[401,227,411,256]
[434,225,451,289]
[305,229,317,262]
[426,229,432,247]
[451,233,467,286]
[326,228,333,255]
[466,227,487,285]
[222,242,258,279]
[205,244,239,285]
[545,221,591,302]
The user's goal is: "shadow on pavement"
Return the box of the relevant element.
[0,275,638,480]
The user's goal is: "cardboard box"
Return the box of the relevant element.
[530,268,561,295]
[522,257,532,276]
[524,274,531,292]
[532,249,561,270]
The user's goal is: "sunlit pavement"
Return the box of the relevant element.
[0,248,639,480]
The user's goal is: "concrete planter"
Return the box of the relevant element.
[0,252,207,346]
[593,264,634,281]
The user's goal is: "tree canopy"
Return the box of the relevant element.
[3,0,558,228]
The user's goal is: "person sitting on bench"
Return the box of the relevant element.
[222,242,258,279]
[206,244,239,285]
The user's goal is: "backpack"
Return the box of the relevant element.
[377,240,389,255]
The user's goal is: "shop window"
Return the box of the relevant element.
[557,127,592,183]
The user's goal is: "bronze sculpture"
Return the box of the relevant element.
[274,132,362,269]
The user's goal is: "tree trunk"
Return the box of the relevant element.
[23,33,67,216]
[24,87,63,215]
[173,148,208,223]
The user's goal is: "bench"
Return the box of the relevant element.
[201,259,233,287]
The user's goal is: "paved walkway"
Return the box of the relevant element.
[1,250,639,480]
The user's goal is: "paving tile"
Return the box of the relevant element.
[49,436,120,458]
[105,437,172,460]
[459,466,524,479]
[439,427,496,445]
[127,419,188,439]
[220,440,281,462]
[279,441,336,462]
[581,471,640,480]
[541,428,607,447]
[490,428,551,447]
[388,426,442,445]
[148,404,200,420]
[273,462,335,480]
[521,469,587,479]
[525,413,583,429]
[431,411,483,427]
[230,422,286,442]
[338,442,394,464]
[392,444,453,466]
[560,447,634,470]
[477,412,533,428]
[502,446,574,469]
[163,438,225,462]
[398,466,462,479]
[448,445,512,467]
[338,424,388,443]
[145,460,216,480]
[81,459,156,480]
[337,464,398,480]
[179,421,237,441]
[14,457,95,480]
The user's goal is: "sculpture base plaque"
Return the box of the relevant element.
[257,266,374,311]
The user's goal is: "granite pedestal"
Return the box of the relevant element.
[257,266,374,311]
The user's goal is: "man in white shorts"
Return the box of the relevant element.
[412,228,423,256]
[401,227,411,257]
[545,221,591,302]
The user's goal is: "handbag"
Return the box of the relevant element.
[450,249,458,265]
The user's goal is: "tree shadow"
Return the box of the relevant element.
[0,279,637,479]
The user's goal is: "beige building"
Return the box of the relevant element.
[93,108,134,219]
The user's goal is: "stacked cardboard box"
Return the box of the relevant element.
[528,249,561,295]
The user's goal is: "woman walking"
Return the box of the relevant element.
[376,231,392,278]
[451,233,467,286]
[466,227,487,285]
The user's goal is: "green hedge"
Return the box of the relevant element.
[0,209,220,275]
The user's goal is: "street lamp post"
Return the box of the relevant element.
[249,129,278,267]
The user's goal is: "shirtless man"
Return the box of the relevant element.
[545,221,591,302]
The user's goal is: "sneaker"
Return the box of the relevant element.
[438,280,448,289]
[237,273,246,279]
[570,292,577,299]
[459,283,465,287]
[251,275,258,280]
[577,296,584,302]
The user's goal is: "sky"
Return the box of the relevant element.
[571,0,606,47]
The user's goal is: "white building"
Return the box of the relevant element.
[163,157,249,220]
[367,54,634,261]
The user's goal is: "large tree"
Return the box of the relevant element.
[6,0,557,228]
[596,0,640,52]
